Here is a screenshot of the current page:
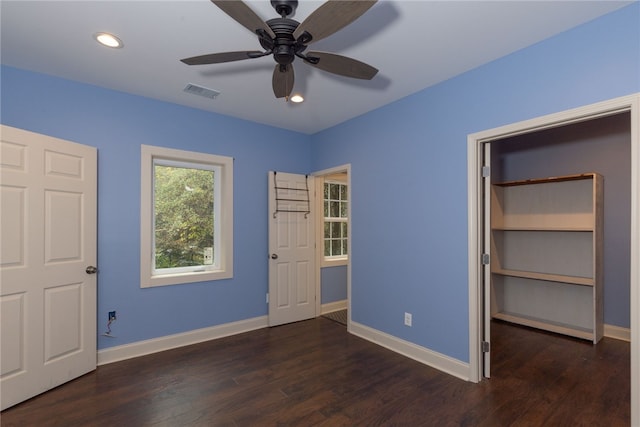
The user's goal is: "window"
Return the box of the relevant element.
[141,145,233,287]
[324,181,348,260]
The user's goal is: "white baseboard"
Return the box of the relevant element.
[97,316,268,366]
[99,314,621,379]
[321,299,347,314]
[349,321,470,381]
[604,323,631,342]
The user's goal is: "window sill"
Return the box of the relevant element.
[141,269,232,288]
[321,258,348,268]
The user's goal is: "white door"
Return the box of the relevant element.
[0,125,97,410]
[268,171,316,326]
[482,142,492,378]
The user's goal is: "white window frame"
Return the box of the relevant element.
[140,145,233,287]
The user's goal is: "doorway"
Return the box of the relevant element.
[268,171,316,327]
[313,165,351,328]
[267,166,351,328]
[467,94,639,424]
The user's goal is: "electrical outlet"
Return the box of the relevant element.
[404,312,412,327]
[108,311,116,321]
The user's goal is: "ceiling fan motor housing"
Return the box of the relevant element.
[265,18,303,65]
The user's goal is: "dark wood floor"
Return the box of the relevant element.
[1,318,630,426]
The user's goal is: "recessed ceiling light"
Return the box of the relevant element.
[94,32,123,48]
[290,94,304,103]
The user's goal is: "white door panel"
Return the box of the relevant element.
[483,142,492,378]
[268,171,315,326]
[0,125,97,410]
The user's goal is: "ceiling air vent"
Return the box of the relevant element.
[183,83,220,99]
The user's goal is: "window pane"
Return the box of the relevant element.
[342,222,348,237]
[340,184,347,200]
[324,183,329,199]
[331,222,341,238]
[324,222,330,238]
[342,239,348,255]
[324,240,331,257]
[331,239,341,255]
[330,201,339,217]
[340,201,348,217]
[330,183,339,200]
[324,201,329,217]
[154,165,214,269]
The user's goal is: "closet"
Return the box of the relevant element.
[490,112,631,343]
[490,173,603,342]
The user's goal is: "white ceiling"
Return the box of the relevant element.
[1,1,632,134]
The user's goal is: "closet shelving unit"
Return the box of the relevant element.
[490,173,603,343]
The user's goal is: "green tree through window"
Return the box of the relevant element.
[141,145,233,287]
[154,164,214,269]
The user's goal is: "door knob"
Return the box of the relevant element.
[271,254,278,260]
[85,266,98,274]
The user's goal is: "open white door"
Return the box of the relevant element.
[482,142,492,378]
[268,171,316,326]
[1,126,97,410]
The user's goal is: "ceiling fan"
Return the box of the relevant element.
[181,0,379,99]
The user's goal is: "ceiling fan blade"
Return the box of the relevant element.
[305,51,378,80]
[181,51,264,65]
[211,0,276,39]
[293,0,377,44]
[272,64,294,99]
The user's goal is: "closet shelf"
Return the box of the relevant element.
[491,268,594,286]
[494,173,597,187]
[492,312,593,341]
[492,226,593,232]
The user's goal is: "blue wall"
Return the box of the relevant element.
[1,67,311,349]
[310,3,639,362]
[321,266,348,304]
[2,3,638,362]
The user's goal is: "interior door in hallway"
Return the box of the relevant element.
[268,171,316,326]
[1,125,97,410]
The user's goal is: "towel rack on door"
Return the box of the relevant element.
[272,171,311,218]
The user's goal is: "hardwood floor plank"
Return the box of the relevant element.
[1,318,630,426]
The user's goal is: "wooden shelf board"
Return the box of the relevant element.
[494,173,597,187]
[492,269,594,286]
[492,311,594,341]
[492,227,593,232]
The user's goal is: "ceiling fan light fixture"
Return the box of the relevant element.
[94,32,123,48]
[290,94,304,103]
